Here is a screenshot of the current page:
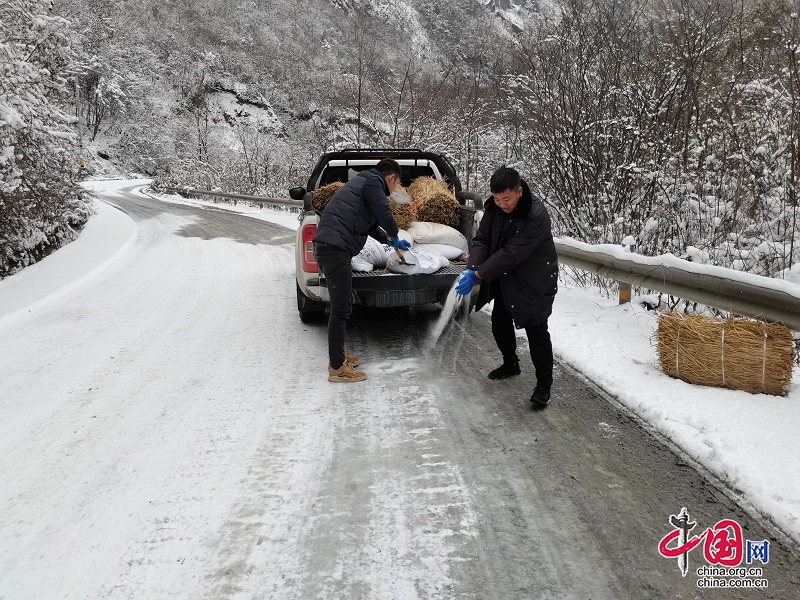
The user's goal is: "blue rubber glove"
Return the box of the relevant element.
[455,268,479,295]
[389,237,412,251]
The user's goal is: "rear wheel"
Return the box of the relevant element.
[300,310,324,323]
[297,282,326,323]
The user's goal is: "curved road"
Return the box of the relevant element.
[0,184,798,599]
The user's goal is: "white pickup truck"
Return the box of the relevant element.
[289,148,483,322]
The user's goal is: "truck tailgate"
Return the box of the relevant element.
[349,263,463,289]
[321,263,466,307]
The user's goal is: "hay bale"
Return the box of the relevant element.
[408,176,460,228]
[389,198,416,230]
[311,182,344,215]
[656,311,794,396]
[387,185,417,230]
[416,194,461,228]
[409,176,442,207]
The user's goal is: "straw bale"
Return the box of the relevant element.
[409,176,449,208]
[407,176,460,227]
[416,194,461,228]
[311,182,344,215]
[388,197,416,230]
[656,311,794,396]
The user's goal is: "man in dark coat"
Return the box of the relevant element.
[313,158,410,383]
[455,166,558,406]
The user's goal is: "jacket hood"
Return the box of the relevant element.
[484,179,534,218]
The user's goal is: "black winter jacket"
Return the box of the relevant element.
[313,169,400,257]
[468,180,558,328]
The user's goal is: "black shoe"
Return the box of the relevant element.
[488,360,521,380]
[530,386,551,407]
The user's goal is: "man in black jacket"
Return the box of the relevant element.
[455,167,558,406]
[313,158,410,383]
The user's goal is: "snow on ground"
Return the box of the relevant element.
[147,187,302,231]
[154,187,800,543]
[0,191,137,327]
[212,91,282,132]
[0,178,798,598]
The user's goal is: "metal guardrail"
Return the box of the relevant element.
[156,186,303,208]
[152,186,800,329]
[556,238,800,330]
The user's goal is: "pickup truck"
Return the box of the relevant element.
[289,148,483,322]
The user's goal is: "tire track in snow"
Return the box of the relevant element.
[200,375,336,599]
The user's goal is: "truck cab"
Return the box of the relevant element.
[291,148,482,322]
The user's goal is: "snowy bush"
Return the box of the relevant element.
[0,0,90,278]
[500,0,800,283]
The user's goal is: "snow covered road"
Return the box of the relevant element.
[1,182,798,599]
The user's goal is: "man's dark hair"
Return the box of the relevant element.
[375,158,402,179]
[489,166,522,193]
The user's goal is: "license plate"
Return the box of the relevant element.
[375,290,426,307]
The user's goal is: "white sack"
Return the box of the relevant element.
[397,229,414,246]
[352,236,391,272]
[351,257,374,272]
[407,222,467,253]
[390,187,411,204]
[386,247,450,275]
[415,243,465,261]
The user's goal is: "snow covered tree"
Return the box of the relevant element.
[67,0,129,141]
[0,0,90,277]
[498,0,800,279]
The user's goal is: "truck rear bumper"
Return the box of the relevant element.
[354,289,441,307]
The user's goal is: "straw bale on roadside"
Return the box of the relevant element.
[656,311,794,396]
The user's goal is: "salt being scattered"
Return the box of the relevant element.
[428,283,468,347]
[426,282,472,371]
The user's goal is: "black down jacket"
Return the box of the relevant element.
[467,180,558,328]
[313,168,400,257]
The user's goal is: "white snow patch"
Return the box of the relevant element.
[0,187,138,327]
[147,188,302,231]
[211,91,281,132]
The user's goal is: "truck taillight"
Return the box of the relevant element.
[301,224,318,273]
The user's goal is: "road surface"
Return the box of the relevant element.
[1,183,798,599]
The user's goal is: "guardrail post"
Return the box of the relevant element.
[619,240,636,305]
[619,281,632,305]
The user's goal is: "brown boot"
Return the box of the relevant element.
[345,353,360,368]
[328,362,367,383]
